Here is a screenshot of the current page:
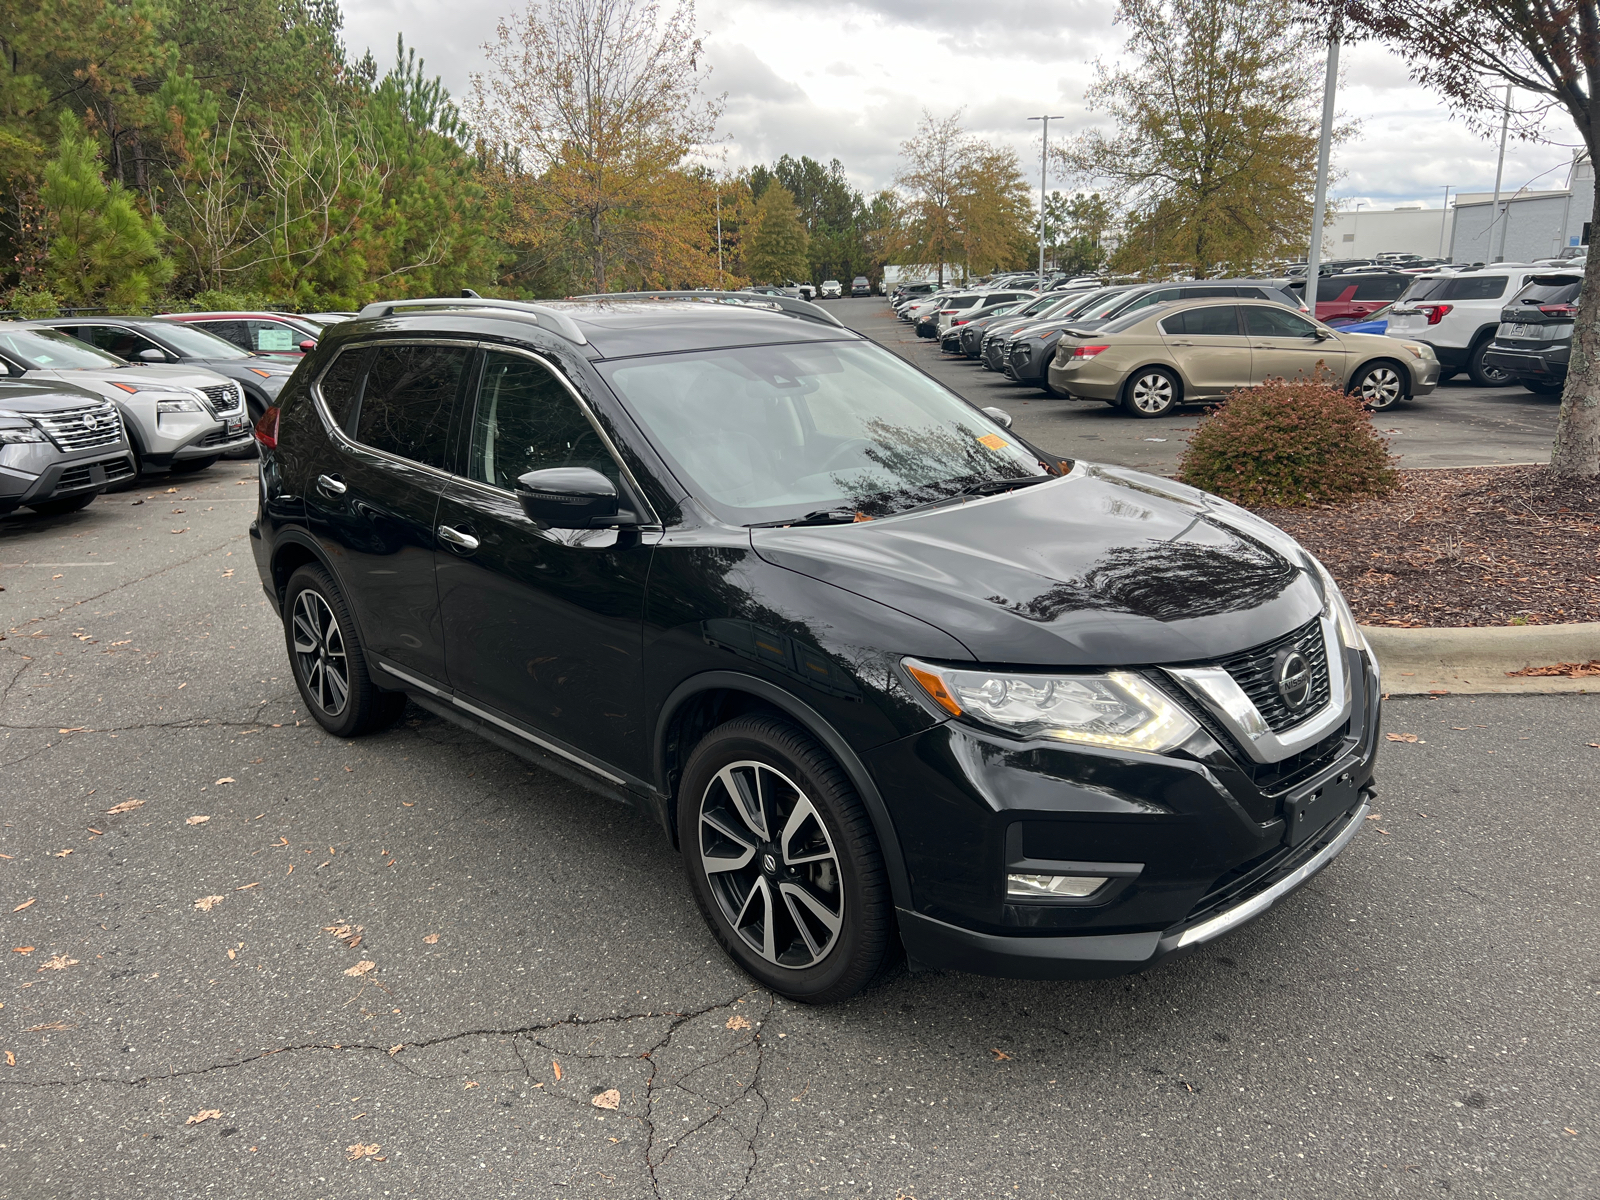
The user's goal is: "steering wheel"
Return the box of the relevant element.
[819,438,875,473]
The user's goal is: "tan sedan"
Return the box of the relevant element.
[1045,297,1440,417]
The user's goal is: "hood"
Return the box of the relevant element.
[0,378,109,415]
[750,464,1323,666]
[37,364,235,390]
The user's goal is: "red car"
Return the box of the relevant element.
[163,312,325,356]
[1291,272,1411,323]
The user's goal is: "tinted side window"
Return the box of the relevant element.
[1352,275,1409,301]
[1160,306,1241,336]
[354,343,469,469]
[1244,306,1319,337]
[1515,279,1583,305]
[192,320,250,350]
[317,347,370,434]
[1441,275,1508,301]
[468,351,619,491]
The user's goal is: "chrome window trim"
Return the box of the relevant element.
[1163,617,1351,765]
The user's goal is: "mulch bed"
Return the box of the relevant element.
[1249,466,1600,628]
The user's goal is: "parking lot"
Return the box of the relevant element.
[1,377,1596,1196]
[833,298,1564,474]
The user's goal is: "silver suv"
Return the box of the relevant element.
[0,378,135,516]
[1384,266,1551,386]
[0,325,252,478]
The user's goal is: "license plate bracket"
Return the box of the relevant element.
[1284,772,1359,847]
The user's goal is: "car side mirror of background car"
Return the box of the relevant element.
[982,406,1014,428]
[136,348,168,362]
[515,466,635,529]
[299,340,317,352]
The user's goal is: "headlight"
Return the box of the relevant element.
[1398,341,1428,359]
[902,658,1199,753]
[156,396,207,414]
[0,424,46,444]
[1310,557,1368,653]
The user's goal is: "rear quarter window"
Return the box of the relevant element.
[1513,279,1582,305]
[1441,275,1508,301]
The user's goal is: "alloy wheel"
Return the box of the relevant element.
[1130,372,1175,414]
[1356,365,1403,409]
[697,761,844,969]
[291,589,351,717]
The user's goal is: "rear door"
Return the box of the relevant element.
[1158,305,1252,396]
[302,339,474,685]
[1245,304,1346,384]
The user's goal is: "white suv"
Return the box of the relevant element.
[1385,265,1551,386]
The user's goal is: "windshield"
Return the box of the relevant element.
[1072,290,1135,320]
[0,327,126,370]
[152,321,254,359]
[600,341,1046,525]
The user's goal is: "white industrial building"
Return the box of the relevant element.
[1320,155,1592,263]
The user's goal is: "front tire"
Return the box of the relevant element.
[282,564,405,738]
[169,456,218,475]
[27,490,98,517]
[1123,367,1180,417]
[678,716,891,1004]
[1467,338,1511,387]
[1349,360,1407,410]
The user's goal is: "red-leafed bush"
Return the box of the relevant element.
[1177,375,1398,507]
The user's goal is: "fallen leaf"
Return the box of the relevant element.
[1586,743,1600,749]
[194,895,225,912]
[58,726,87,734]
[463,1080,479,1089]
[344,960,376,977]
[1505,659,1600,678]
[388,1044,403,1056]
[3,1052,13,1066]
[346,1142,381,1161]
[38,955,78,971]
[725,1014,752,1031]
[105,800,144,814]
[52,849,72,858]
[1365,813,1382,820]
[990,1048,1012,1061]
[215,777,235,786]
[1385,733,1419,743]
[227,949,236,960]
[23,1022,74,1032]
[165,487,178,494]
[12,947,35,954]
[591,1089,621,1110]
[186,815,211,826]
[552,1060,563,1081]
[12,898,35,912]
[170,528,188,535]
[235,882,259,891]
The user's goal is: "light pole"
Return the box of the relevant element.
[1353,201,1365,257]
[1304,14,1341,314]
[1439,185,1452,258]
[1490,84,1512,262]
[1029,114,1064,285]
[716,187,724,288]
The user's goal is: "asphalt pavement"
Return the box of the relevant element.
[1,408,1596,1196]
[835,297,1563,474]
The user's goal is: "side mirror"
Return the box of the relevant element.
[136,348,167,362]
[298,340,317,352]
[982,406,1014,429]
[515,466,633,529]
[1312,328,1333,341]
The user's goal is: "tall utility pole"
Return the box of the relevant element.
[1439,185,1452,258]
[1028,114,1063,285]
[1490,85,1512,262]
[1304,14,1341,315]
[716,189,724,287]
[1353,201,1365,255]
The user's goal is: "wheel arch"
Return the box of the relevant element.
[653,670,915,912]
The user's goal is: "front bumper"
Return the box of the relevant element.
[869,641,1381,979]
[0,450,135,514]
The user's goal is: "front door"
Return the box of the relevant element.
[1244,305,1346,385]
[1158,304,1253,398]
[302,340,474,684]
[434,347,654,780]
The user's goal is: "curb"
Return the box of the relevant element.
[1360,622,1600,695]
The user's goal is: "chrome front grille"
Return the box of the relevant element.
[1213,618,1332,734]
[34,403,123,451]
[198,382,243,415]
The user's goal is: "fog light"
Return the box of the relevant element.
[1006,873,1108,899]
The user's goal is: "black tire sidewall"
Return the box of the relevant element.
[282,564,393,738]
[1123,368,1178,417]
[677,717,890,1003]
[1468,339,1510,387]
[1352,362,1403,410]
[27,490,99,516]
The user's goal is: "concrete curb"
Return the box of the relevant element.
[1360,622,1600,695]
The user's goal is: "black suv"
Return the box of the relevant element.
[1483,273,1582,394]
[250,294,1380,1002]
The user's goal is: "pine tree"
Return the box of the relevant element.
[40,112,173,306]
[745,185,809,285]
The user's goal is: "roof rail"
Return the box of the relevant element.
[353,298,589,345]
[567,290,845,328]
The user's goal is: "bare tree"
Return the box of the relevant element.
[1315,0,1600,476]
[470,0,722,292]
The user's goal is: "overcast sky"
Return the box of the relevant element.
[344,0,1580,213]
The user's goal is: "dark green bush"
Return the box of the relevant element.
[1177,375,1398,507]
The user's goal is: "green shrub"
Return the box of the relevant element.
[1177,375,1398,507]
[5,287,61,318]
[188,288,278,312]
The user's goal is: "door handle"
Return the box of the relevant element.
[316,473,346,496]
[437,524,480,552]
[1169,340,1193,347]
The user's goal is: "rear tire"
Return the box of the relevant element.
[1467,338,1511,387]
[282,565,406,738]
[1122,367,1180,417]
[26,491,98,517]
[678,715,891,1004]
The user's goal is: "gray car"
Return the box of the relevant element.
[0,378,135,516]
[0,325,252,479]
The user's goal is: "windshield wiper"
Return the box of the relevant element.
[891,474,1054,518]
[746,508,865,529]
